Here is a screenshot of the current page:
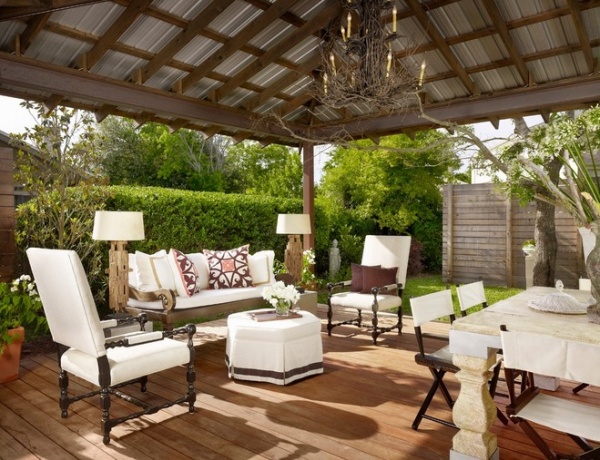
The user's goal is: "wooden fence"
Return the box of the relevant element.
[443,183,584,289]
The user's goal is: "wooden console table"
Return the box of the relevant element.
[449,286,600,459]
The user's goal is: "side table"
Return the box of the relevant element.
[226,309,323,385]
[296,290,317,315]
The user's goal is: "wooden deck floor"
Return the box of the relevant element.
[2,306,599,460]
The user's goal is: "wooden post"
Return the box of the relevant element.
[302,142,315,250]
[446,184,454,283]
[506,196,513,287]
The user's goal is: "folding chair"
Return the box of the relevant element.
[27,248,197,444]
[410,289,507,430]
[501,327,600,460]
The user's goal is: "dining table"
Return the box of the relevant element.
[448,285,600,460]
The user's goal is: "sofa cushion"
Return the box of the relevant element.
[203,245,253,289]
[187,253,210,291]
[248,250,275,285]
[168,249,199,297]
[135,250,176,291]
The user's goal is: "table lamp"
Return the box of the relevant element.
[93,211,145,312]
[276,214,311,283]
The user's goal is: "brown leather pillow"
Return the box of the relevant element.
[361,266,398,294]
[351,263,380,291]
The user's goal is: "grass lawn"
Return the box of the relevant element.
[401,274,523,317]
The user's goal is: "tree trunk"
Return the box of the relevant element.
[533,199,557,286]
[532,156,562,286]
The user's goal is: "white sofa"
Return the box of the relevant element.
[126,248,276,330]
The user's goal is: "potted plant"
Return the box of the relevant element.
[0,275,47,383]
[522,240,536,256]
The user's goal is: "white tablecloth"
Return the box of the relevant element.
[226,309,323,385]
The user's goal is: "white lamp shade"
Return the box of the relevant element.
[92,211,145,241]
[276,214,311,235]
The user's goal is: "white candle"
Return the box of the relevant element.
[392,6,397,33]
[330,53,336,75]
[341,26,346,42]
[347,12,352,39]
[418,60,426,87]
[323,73,328,95]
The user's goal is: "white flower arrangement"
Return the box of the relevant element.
[262,281,300,308]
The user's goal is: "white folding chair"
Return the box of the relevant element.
[27,248,197,444]
[501,327,600,459]
[410,289,506,430]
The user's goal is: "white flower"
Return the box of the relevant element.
[10,286,18,293]
[262,280,300,306]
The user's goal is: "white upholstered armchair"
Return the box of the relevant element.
[27,248,197,445]
[327,235,411,345]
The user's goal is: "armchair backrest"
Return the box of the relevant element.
[27,248,106,358]
[361,235,411,287]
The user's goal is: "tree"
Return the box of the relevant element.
[319,131,461,270]
[223,141,303,197]
[11,103,109,287]
[98,118,230,191]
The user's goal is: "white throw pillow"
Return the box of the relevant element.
[248,250,275,285]
[135,250,176,291]
[187,253,210,291]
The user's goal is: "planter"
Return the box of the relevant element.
[522,246,536,256]
[0,326,25,383]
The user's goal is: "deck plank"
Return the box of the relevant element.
[1,306,598,459]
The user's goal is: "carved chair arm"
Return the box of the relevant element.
[129,285,177,311]
[327,280,351,296]
[105,324,196,349]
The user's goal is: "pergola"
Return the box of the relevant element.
[2,0,600,247]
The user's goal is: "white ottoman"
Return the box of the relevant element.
[226,309,323,385]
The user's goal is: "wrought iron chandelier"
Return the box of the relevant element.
[314,0,424,112]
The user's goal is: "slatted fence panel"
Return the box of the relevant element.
[443,183,583,288]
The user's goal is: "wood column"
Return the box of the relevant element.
[0,147,15,282]
[302,142,315,250]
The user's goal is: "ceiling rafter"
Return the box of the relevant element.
[481,0,531,86]
[83,0,154,71]
[0,0,102,20]
[403,0,479,96]
[212,0,341,102]
[138,0,236,84]
[18,12,49,53]
[177,0,301,93]
[566,0,596,74]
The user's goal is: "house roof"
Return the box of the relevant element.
[1,0,600,146]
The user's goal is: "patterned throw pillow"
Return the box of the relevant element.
[203,245,254,289]
[168,249,199,297]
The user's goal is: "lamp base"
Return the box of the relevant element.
[284,234,303,284]
[108,241,130,312]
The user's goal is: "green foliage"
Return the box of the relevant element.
[98,118,229,191]
[10,103,109,301]
[223,141,303,197]
[0,275,48,353]
[318,131,459,272]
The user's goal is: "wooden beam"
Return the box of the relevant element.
[94,104,116,123]
[83,0,153,70]
[302,142,315,250]
[566,0,596,74]
[481,0,532,86]
[179,0,301,93]
[0,53,301,139]
[213,0,340,101]
[403,0,479,96]
[42,94,63,114]
[138,0,236,84]
[19,12,50,52]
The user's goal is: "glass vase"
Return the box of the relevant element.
[275,299,290,316]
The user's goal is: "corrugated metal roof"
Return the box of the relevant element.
[1,0,600,144]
